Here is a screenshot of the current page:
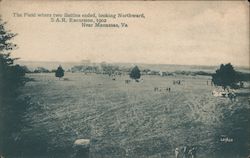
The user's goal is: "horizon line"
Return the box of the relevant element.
[17,60,250,69]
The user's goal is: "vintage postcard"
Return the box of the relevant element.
[0,0,249,158]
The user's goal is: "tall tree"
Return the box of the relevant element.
[55,65,64,79]
[0,17,27,156]
[212,63,238,89]
[129,65,141,80]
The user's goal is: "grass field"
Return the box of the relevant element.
[19,73,250,158]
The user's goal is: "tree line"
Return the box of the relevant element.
[24,63,250,84]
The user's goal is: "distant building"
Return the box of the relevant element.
[147,70,160,75]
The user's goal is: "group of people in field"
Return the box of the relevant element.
[212,86,237,101]
[175,146,197,158]
[154,87,171,92]
[173,80,182,85]
[207,79,238,102]
[154,80,184,92]
[124,78,144,84]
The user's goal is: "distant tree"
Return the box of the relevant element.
[212,63,238,89]
[100,63,119,75]
[33,67,49,73]
[129,65,141,80]
[20,65,31,73]
[55,65,64,79]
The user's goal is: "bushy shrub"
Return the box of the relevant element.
[55,65,64,79]
[129,65,141,80]
[212,63,238,89]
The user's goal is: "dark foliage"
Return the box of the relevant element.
[100,63,119,75]
[0,17,28,156]
[129,65,141,80]
[212,63,239,89]
[20,65,31,73]
[236,71,250,81]
[55,65,64,79]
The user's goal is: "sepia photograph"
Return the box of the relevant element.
[0,0,249,158]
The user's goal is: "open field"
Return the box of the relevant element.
[19,73,250,158]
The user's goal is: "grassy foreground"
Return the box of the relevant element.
[19,73,250,158]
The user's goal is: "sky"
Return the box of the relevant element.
[0,0,249,67]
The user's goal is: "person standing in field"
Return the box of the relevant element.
[188,148,192,158]
[192,147,197,158]
[188,147,197,158]
[182,146,188,158]
[175,147,180,158]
